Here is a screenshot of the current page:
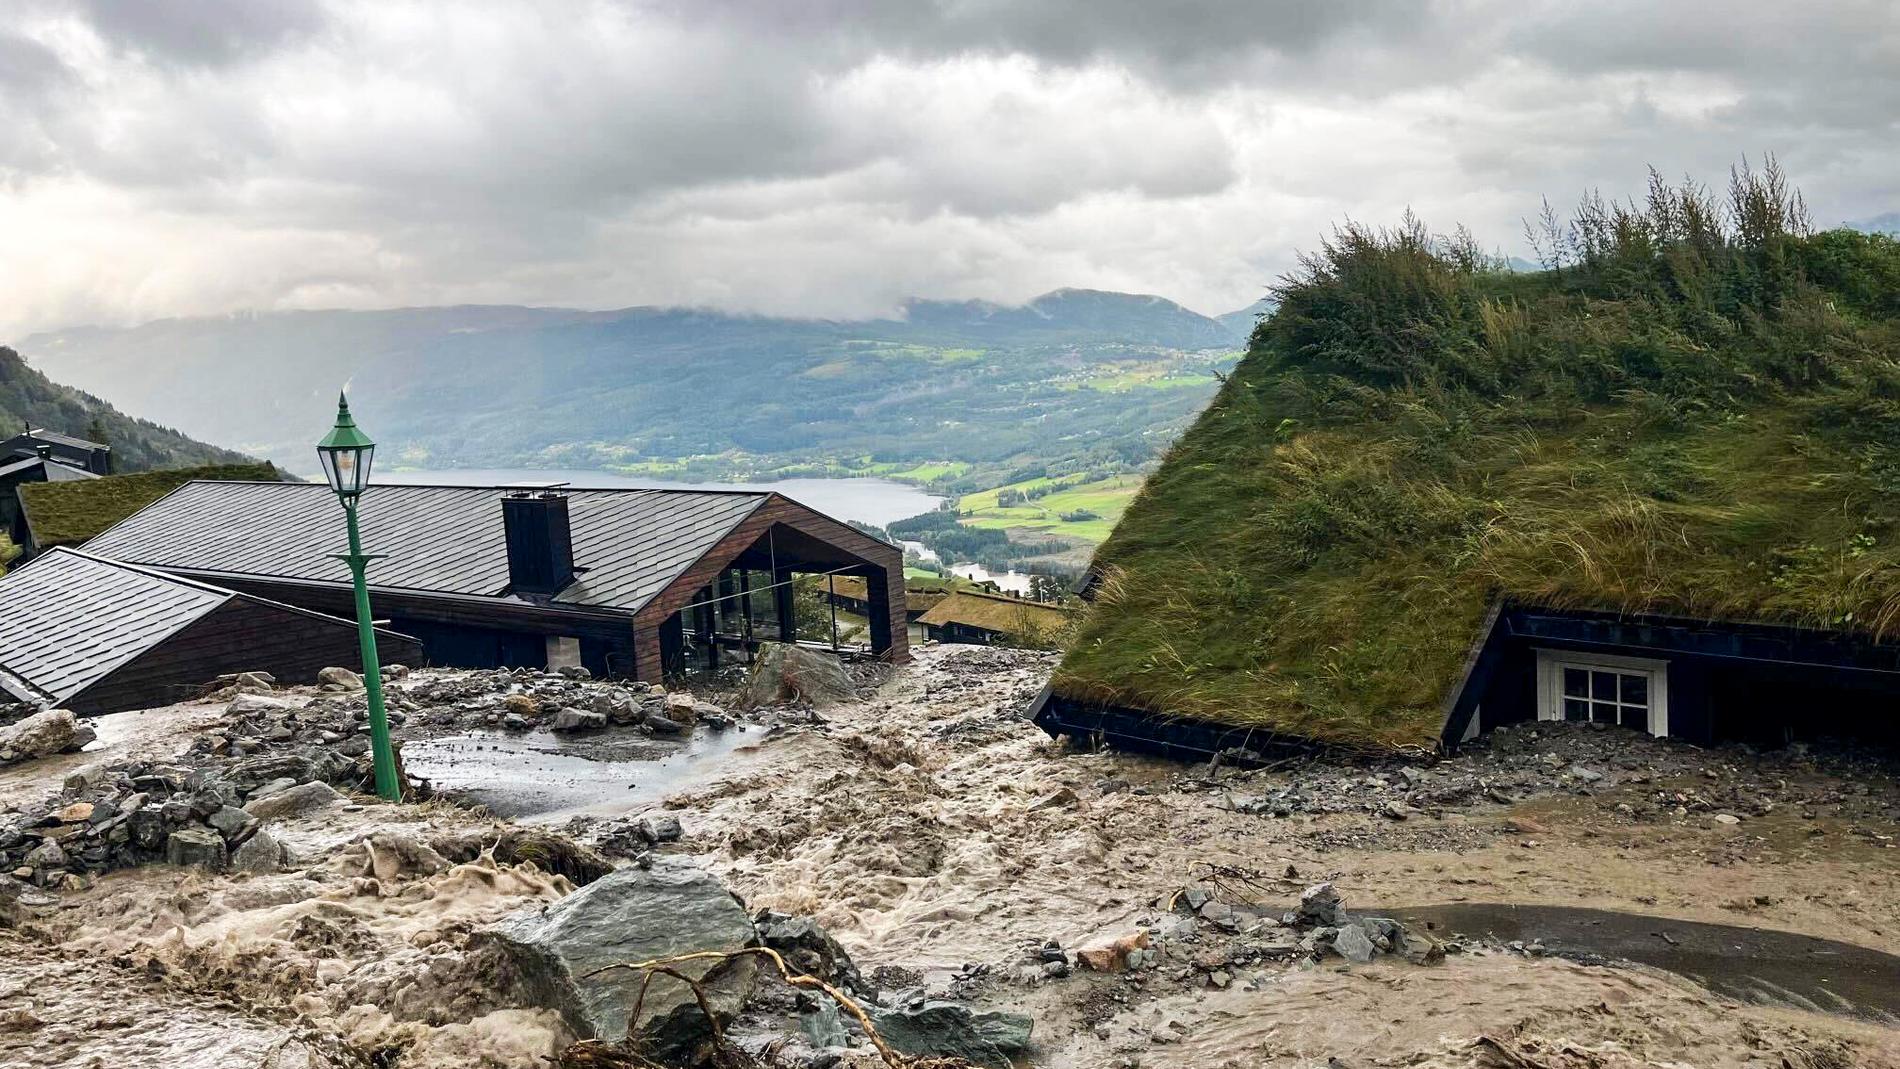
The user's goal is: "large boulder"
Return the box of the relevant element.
[734,643,855,709]
[480,857,758,1042]
[0,710,95,765]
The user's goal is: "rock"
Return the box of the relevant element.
[734,643,855,709]
[226,693,303,717]
[230,827,288,874]
[21,838,67,872]
[662,693,701,724]
[756,910,867,992]
[643,713,687,736]
[502,693,540,718]
[1713,813,1741,825]
[501,713,533,731]
[208,806,257,842]
[317,666,363,689]
[558,665,591,680]
[799,1000,849,1048]
[1208,969,1232,989]
[639,813,684,844]
[243,781,342,820]
[1380,800,1415,821]
[1399,929,1445,965]
[480,856,758,1042]
[248,777,299,801]
[1075,931,1149,972]
[53,802,94,824]
[232,671,276,692]
[61,763,113,791]
[1567,765,1604,784]
[1298,883,1344,927]
[550,708,608,732]
[1333,923,1377,964]
[164,828,228,871]
[0,711,96,765]
[866,1001,1032,1069]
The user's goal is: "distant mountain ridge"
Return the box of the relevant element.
[20,289,1256,477]
[0,346,248,472]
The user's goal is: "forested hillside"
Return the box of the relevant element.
[0,346,250,472]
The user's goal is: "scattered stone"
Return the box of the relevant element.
[316,667,363,689]
[639,813,683,844]
[1714,813,1742,825]
[1030,786,1081,811]
[643,713,687,736]
[54,801,94,824]
[230,827,288,873]
[1075,931,1150,972]
[1333,923,1377,964]
[1298,883,1344,927]
[164,828,227,871]
[550,708,609,732]
[243,780,342,820]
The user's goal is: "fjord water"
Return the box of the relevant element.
[376,468,941,526]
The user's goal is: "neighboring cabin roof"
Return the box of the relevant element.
[83,480,795,616]
[5,428,107,452]
[0,456,99,482]
[827,574,946,614]
[0,548,244,705]
[16,463,282,550]
[916,589,1077,635]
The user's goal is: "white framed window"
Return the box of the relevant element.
[1534,649,1668,736]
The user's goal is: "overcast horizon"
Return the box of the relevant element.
[2,0,1897,339]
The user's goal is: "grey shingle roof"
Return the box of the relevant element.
[83,481,773,615]
[0,548,228,705]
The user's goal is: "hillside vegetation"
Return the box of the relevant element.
[1056,160,1900,749]
[24,290,1247,493]
[1,347,249,472]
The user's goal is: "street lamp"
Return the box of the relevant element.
[317,392,400,801]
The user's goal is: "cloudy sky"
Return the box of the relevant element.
[1,0,1895,336]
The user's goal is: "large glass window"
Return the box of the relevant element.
[1559,663,1651,730]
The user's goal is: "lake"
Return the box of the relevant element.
[376,468,941,527]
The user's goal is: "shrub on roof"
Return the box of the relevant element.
[19,463,286,550]
[1053,159,1900,750]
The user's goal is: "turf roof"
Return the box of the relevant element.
[16,463,285,551]
[1053,165,1900,750]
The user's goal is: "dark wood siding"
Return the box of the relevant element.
[66,597,423,715]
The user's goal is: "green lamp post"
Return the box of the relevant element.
[317,393,401,801]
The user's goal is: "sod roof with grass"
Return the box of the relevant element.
[19,462,286,551]
[1053,162,1900,750]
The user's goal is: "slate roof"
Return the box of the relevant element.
[0,456,100,482]
[84,481,778,616]
[0,548,230,705]
[9,428,106,451]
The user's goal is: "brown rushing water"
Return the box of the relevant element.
[1391,902,1900,1023]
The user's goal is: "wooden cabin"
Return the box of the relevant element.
[83,481,908,681]
[1,427,111,475]
[825,574,946,644]
[0,548,419,715]
[915,589,1077,648]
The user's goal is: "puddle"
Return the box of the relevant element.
[1391,903,1900,1024]
[403,724,769,822]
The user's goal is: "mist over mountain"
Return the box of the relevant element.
[0,346,247,472]
[19,290,1253,480]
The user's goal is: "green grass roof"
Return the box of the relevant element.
[1055,166,1900,750]
[19,463,286,550]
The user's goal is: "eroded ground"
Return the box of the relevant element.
[4,645,1899,1068]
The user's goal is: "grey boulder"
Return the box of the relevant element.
[734,643,855,709]
[550,708,608,732]
[165,828,228,871]
[243,781,342,820]
[480,856,757,1042]
[0,710,96,765]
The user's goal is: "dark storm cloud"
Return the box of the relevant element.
[1,0,1896,334]
[72,0,328,66]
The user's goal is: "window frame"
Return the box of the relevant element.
[1533,648,1669,736]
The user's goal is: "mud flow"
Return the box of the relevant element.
[1393,903,1900,1023]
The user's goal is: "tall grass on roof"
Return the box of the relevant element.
[1054,158,1900,750]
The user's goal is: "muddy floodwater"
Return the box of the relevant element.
[402,724,768,821]
[1393,903,1900,1023]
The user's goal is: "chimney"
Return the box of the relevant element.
[34,444,52,460]
[502,492,575,597]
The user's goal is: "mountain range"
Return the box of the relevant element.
[19,289,1261,487]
